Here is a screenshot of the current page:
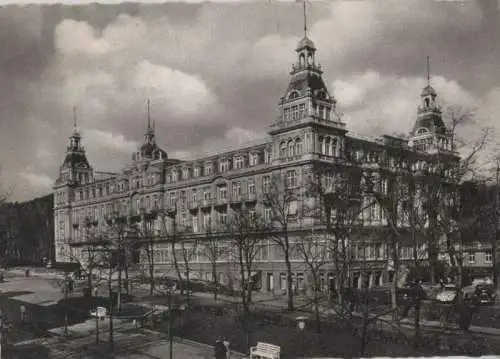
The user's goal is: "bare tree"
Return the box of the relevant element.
[295,229,331,333]
[225,206,266,352]
[199,224,228,300]
[306,165,366,313]
[263,173,299,311]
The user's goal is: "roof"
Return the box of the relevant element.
[286,71,328,96]
[421,85,437,97]
[62,152,89,168]
[296,36,316,50]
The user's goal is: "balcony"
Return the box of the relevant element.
[199,199,213,209]
[188,201,199,210]
[229,194,244,204]
[215,196,228,207]
[245,193,257,203]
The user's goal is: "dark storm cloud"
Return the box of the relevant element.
[0,0,498,201]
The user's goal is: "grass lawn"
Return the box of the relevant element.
[147,300,492,358]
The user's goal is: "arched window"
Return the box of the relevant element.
[288,91,300,100]
[288,140,295,157]
[280,142,287,158]
[299,54,305,66]
[325,137,331,156]
[295,138,302,156]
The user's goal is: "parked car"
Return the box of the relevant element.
[472,284,496,305]
[436,284,459,303]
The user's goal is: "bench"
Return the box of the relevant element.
[90,306,107,320]
[250,342,280,359]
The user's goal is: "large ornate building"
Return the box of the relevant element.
[53,28,461,292]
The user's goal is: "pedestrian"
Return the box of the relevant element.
[20,304,26,322]
[215,337,227,359]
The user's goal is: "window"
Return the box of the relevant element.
[217,211,227,225]
[299,103,306,119]
[280,142,286,159]
[219,187,227,199]
[172,171,178,182]
[248,179,256,194]
[288,141,294,157]
[192,215,199,233]
[194,166,201,177]
[220,159,229,172]
[232,181,241,197]
[287,200,298,216]
[264,207,272,223]
[192,189,197,204]
[485,250,492,264]
[295,139,302,156]
[292,105,299,120]
[204,163,213,176]
[182,168,190,180]
[263,176,270,194]
[249,153,258,166]
[284,108,290,122]
[169,192,176,207]
[286,170,298,188]
[203,212,211,230]
[234,156,244,169]
[468,251,476,264]
[265,149,272,163]
[203,187,211,200]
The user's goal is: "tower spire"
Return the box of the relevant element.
[73,106,77,131]
[426,56,430,86]
[303,0,308,37]
[147,98,151,130]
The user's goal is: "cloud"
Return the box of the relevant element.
[133,60,216,116]
[46,15,220,129]
[83,129,138,170]
[19,169,53,193]
[333,71,480,136]
[55,19,111,56]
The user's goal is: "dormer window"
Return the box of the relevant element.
[249,152,259,166]
[220,159,229,172]
[182,167,190,180]
[172,171,178,182]
[288,90,300,100]
[194,166,200,178]
[234,156,244,169]
[417,128,428,135]
[204,163,213,176]
[292,106,299,121]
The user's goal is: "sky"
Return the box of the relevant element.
[0,0,499,202]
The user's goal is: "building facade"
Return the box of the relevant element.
[53,32,464,292]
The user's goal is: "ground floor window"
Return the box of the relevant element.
[280,273,287,290]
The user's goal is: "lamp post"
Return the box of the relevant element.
[296,316,307,357]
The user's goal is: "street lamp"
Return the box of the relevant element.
[296,316,307,357]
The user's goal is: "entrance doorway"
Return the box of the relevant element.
[266,273,274,292]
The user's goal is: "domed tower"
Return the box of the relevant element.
[132,99,168,163]
[269,1,346,162]
[53,108,93,263]
[409,57,453,153]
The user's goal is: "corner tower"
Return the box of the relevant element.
[409,57,453,153]
[53,107,93,263]
[270,1,346,162]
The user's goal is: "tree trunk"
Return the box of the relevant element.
[108,270,114,352]
[285,249,294,311]
[117,267,122,313]
[391,237,399,322]
[212,261,218,301]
